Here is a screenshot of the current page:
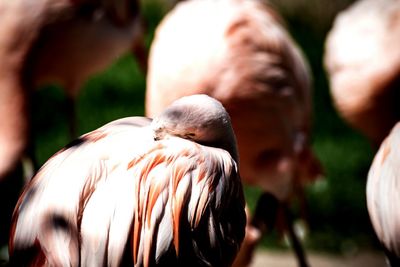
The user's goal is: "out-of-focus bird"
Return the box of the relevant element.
[367,122,400,266]
[145,0,323,266]
[324,0,400,147]
[0,0,148,244]
[0,0,147,179]
[325,1,400,264]
[26,0,148,138]
[8,94,246,267]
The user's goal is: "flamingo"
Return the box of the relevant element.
[145,0,323,266]
[324,0,400,147]
[0,0,148,180]
[0,0,147,244]
[325,1,400,264]
[8,94,246,267]
[367,122,400,266]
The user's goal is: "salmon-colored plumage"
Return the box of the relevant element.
[145,0,322,266]
[9,94,246,267]
[324,0,400,146]
[367,122,400,266]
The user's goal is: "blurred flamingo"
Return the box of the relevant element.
[325,1,400,264]
[0,0,148,177]
[25,0,148,138]
[324,0,400,147]
[367,122,400,266]
[0,0,148,244]
[145,0,323,266]
[8,94,246,267]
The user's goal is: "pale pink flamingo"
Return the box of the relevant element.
[0,0,147,244]
[367,122,400,266]
[25,0,148,138]
[0,0,148,180]
[8,94,246,266]
[145,0,323,266]
[324,0,400,147]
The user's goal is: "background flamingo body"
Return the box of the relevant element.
[0,0,147,180]
[8,94,246,267]
[146,0,321,201]
[324,0,400,146]
[145,1,322,266]
[325,1,400,264]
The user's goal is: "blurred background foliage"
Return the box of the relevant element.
[31,0,380,256]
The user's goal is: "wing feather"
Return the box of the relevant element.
[129,137,245,267]
[9,117,151,266]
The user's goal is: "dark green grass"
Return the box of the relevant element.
[30,0,379,256]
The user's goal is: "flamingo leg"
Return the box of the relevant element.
[232,192,279,267]
[65,93,77,140]
[283,204,310,267]
[233,192,310,267]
